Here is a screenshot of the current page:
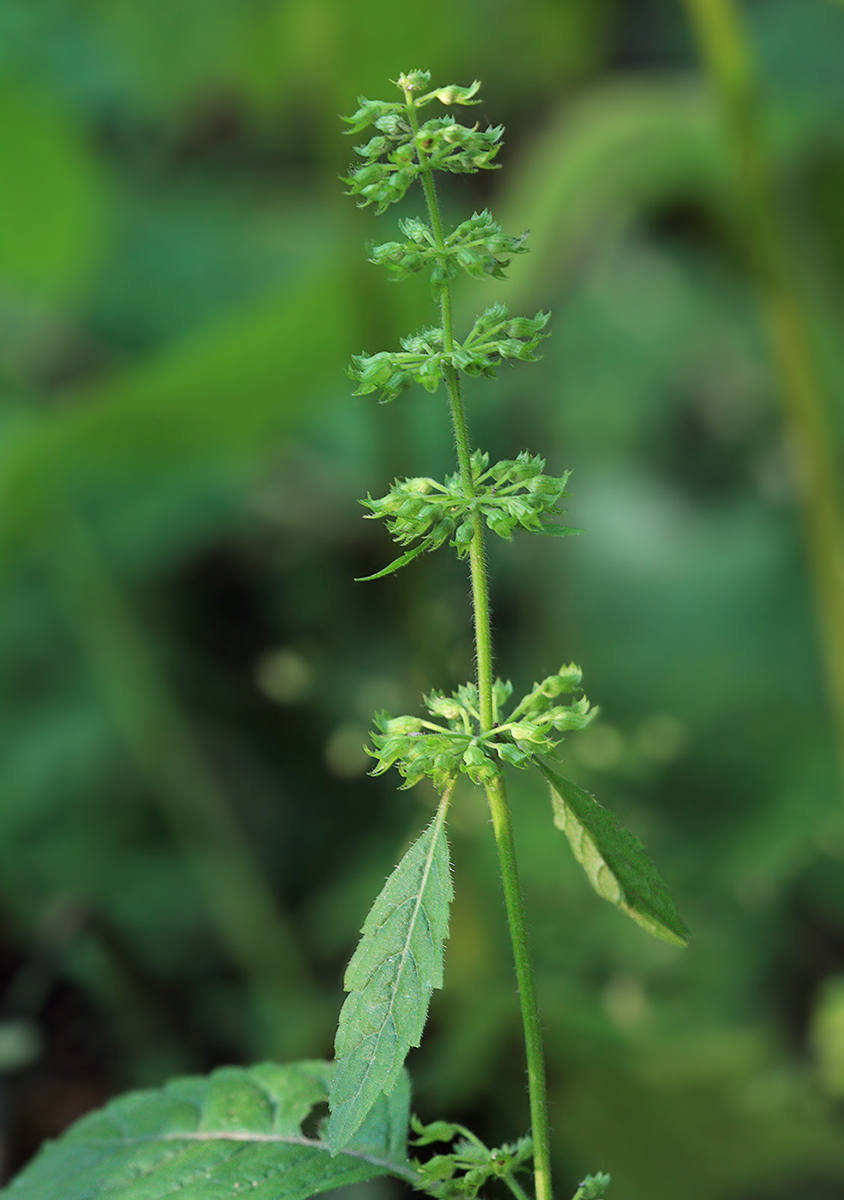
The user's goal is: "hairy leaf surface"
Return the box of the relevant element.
[1,1061,414,1200]
[539,762,688,947]
[329,795,453,1153]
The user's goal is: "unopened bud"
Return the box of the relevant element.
[385,716,423,735]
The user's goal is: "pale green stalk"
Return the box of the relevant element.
[505,1173,533,1200]
[403,85,554,1200]
[680,0,844,787]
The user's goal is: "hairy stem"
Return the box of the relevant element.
[505,1173,533,1200]
[403,84,553,1200]
[680,0,844,787]
[484,775,553,1200]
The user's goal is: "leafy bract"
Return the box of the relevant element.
[410,1116,533,1200]
[539,762,688,948]
[0,1061,414,1200]
[358,450,576,581]
[368,211,528,292]
[573,1172,612,1200]
[369,670,593,789]
[349,307,548,403]
[329,792,453,1153]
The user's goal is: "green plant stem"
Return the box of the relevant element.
[403,85,553,1200]
[484,775,553,1200]
[505,1173,533,1200]
[680,0,844,785]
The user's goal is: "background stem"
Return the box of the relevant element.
[680,0,844,786]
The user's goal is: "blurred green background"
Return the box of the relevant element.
[3,1,844,1196]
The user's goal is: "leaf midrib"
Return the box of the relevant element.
[350,805,446,1100]
[64,1131,417,1183]
[343,795,450,1119]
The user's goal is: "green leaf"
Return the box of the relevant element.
[329,789,454,1153]
[0,263,355,566]
[573,1172,611,1200]
[0,83,106,301]
[355,541,432,582]
[538,762,689,948]
[0,1061,415,1200]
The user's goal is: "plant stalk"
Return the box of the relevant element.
[404,84,553,1200]
[484,774,553,1200]
[680,0,844,786]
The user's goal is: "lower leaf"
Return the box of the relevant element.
[539,761,689,947]
[329,785,454,1153]
[1,1061,415,1200]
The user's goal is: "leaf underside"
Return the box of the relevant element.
[1,1061,413,1200]
[539,762,689,948]
[329,806,453,1153]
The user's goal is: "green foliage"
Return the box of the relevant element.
[8,6,844,1197]
[342,75,482,135]
[410,1115,533,1199]
[335,71,687,1196]
[540,763,689,947]
[329,792,454,1153]
[342,72,500,213]
[1,1062,415,1200]
[0,83,105,300]
[349,306,549,402]
[368,211,529,292]
[368,667,594,789]
[358,450,576,580]
[573,1173,611,1200]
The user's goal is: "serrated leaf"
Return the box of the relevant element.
[329,789,454,1153]
[539,762,689,948]
[573,1172,612,1200]
[0,1061,415,1200]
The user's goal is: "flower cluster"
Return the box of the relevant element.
[367,705,497,791]
[474,451,576,540]
[367,667,594,789]
[414,116,503,175]
[358,451,577,580]
[454,304,550,377]
[411,1115,532,1200]
[342,73,499,214]
[342,73,481,136]
[368,211,529,292]
[349,306,549,403]
[492,663,594,768]
[349,326,446,402]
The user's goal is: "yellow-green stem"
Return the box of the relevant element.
[680,0,844,785]
[403,84,553,1200]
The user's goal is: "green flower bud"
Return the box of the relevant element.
[385,715,423,735]
[434,82,481,105]
[405,477,434,495]
[397,69,431,93]
[426,695,462,720]
[508,721,545,744]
